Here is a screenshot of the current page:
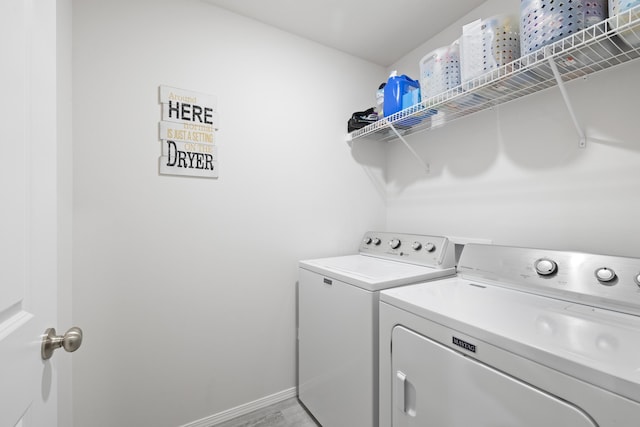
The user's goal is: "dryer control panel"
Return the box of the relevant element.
[457,244,640,317]
[359,232,455,269]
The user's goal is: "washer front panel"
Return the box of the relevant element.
[298,268,376,427]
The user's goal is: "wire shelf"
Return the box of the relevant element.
[347,6,640,143]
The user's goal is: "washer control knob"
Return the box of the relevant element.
[412,242,422,251]
[363,237,372,245]
[389,239,401,250]
[635,274,640,287]
[595,267,616,283]
[372,238,381,246]
[534,258,557,276]
[424,242,436,252]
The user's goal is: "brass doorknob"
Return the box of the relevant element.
[41,327,83,360]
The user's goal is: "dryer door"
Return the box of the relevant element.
[391,326,597,427]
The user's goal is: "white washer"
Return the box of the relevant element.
[298,232,456,427]
[379,243,640,427]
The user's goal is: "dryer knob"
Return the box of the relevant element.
[363,237,372,245]
[595,267,616,283]
[412,242,422,251]
[389,239,401,250]
[424,242,436,252]
[372,238,381,246]
[534,258,557,276]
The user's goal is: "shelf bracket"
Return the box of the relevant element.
[548,57,587,148]
[388,123,430,173]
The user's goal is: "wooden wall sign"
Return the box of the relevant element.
[158,86,219,178]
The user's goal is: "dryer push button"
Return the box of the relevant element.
[534,258,558,276]
[595,267,616,283]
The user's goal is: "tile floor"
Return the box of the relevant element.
[214,397,319,427]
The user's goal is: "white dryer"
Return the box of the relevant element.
[379,243,640,427]
[298,232,456,427]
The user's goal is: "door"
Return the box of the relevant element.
[1,0,60,426]
[391,326,597,427]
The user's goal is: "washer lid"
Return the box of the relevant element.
[299,254,455,292]
[381,277,640,403]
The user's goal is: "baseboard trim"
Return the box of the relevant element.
[179,387,298,427]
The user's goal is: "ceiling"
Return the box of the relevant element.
[202,0,487,66]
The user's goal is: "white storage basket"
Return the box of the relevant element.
[610,0,640,47]
[520,0,607,55]
[419,40,461,100]
[460,14,520,84]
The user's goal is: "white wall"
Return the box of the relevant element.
[71,0,386,426]
[383,0,640,257]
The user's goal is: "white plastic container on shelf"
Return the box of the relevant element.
[460,14,520,85]
[520,0,607,55]
[419,40,461,101]
[610,0,640,47]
